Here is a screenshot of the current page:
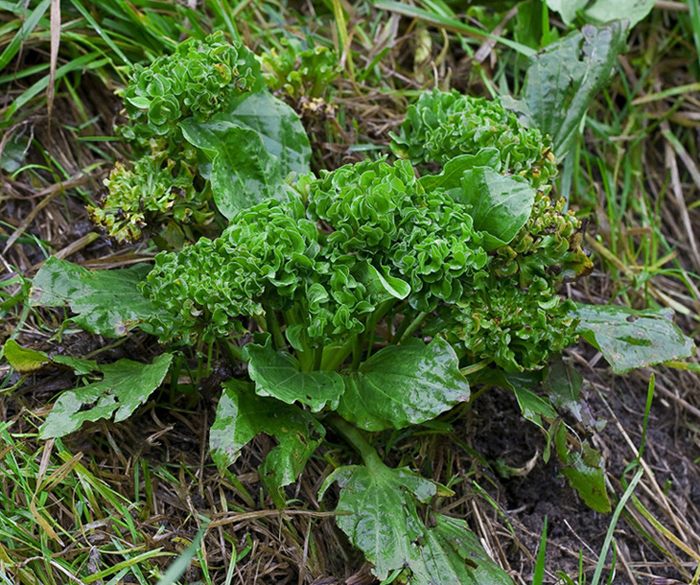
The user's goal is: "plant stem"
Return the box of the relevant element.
[321,337,356,371]
[266,308,286,350]
[222,340,243,363]
[398,311,429,344]
[326,415,383,469]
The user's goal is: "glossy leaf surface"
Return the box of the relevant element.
[321,462,513,583]
[180,119,290,218]
[553,422,610,513]
[30,257,158,337]
[574,303,695,374]
[210,381,324,508]
[418,149,501,191]
[244,339,344,412]
[40,353,173,438]
[218,90,311,176]
[320,462,436,579]
[409,514,513,585]
[453,168,535,251]
[337,337,470,431]
[545,359,601,430]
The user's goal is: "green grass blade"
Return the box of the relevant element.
[687,0,700,74]
[532,517,547,585]
[0,0,51,71]
[3,52,108,122]
[590,468,644,585]
[67,0,132,66]
[156,519,210,585]
[374,0,536,57]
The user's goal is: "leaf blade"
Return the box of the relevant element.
[29,257,159,338]
[337,337,470,431]
[40,353,173,439]
[573,303,696,374]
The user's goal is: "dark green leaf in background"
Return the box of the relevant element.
[337,337,470,431]
[545,359,602,430]
[29,257,159,338]
[40,353,173,439]
[574,303,696,374]
[506,23,627,158]
[210,381,324,508]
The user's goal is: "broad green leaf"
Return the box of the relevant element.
[180,119,292,218]
[408,514,513,585]
[544,359,602,430]
[337,337,469,431]
[515,23,627,158]
[3,339,97,375]
[511,385,557,427]
[219,90,311,176]
[553,421,610,513]
[4,339,50,373]
[545,0,590,24]
[546,0,654,28]
[320,462,512,583]
[453,167,535,251]
[29,257,158,338]
[418,149,501,191]
[243,338,344,412]
[319,462,436,580]
[573,303,696,374]
[40,353,173,439]
[210,380,324,508]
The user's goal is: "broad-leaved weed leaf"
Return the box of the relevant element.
[219,90,311,176]
[4,339,97,375]
[40,353,173,439]
[508,23,627,158]
[210,380,324,508]
[30,257,158,337]
[319,462,436,580]
[546,0,654,28]
[321,462,512,583]
[408,514,514,585]
[244,338,344,412]
[574,303,696,374]
[418,149,501,192]
[337,337,469,431]
[553,421,610,513]
[545,359,602,430]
